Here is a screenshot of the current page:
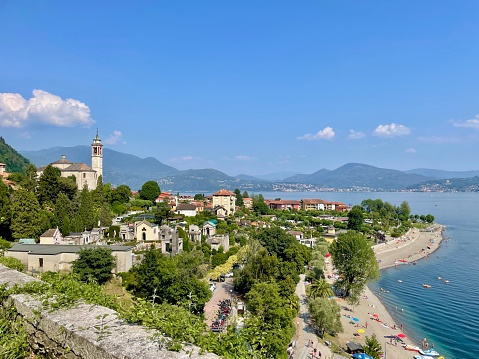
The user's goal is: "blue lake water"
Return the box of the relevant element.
[253,191,479,359]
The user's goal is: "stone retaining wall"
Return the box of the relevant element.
[0,265,220,359]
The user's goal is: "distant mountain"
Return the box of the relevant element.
[159,169,274,192]
[21,146,179,190]
[282,163,432,190]
[0,137,30,173]
[234,174,268,181]
[407,176,479,192]
[283,168,331,183]
[254,171,302,181]
[406,168,479,179]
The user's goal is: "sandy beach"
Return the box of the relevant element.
[328,224,445,359]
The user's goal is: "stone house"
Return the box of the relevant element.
[135,220,158,242]
[207,234,230,252]
[175,203,197,217]
[202,221,217,238]
[212,189,236,218]
[158,225,183,256]
[39,227,63,244]
[6,244,134,274]
[188,225,202,243]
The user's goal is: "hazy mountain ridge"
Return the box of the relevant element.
[19,145,479,192]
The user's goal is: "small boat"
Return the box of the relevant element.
[418,348,441,356]
[437,276,442,280]
[444,280,449,283]
[398,280,403,283]
[404,344,420,351]
[423,284,432,288]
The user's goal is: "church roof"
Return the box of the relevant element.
[64,163,95,172]
[51,157,73,165]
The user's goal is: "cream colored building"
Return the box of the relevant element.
[212,189,236,218]
[6,244,134,274]
[37,131,103,191]
[134,220,158,242]
[39,227,63,244]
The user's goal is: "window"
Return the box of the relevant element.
[39,258,44,268]
[83,173,86,178]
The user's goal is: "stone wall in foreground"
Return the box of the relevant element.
[0,265,220,359]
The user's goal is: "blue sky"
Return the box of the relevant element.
[1,1,479,176]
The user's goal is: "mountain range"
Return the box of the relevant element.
[18,145,479,192]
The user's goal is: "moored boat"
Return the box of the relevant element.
[423,284,432,288]
[404,344,420,351]
[418,348,441,356]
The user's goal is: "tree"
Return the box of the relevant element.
[72,247,115,284]
[53,193,73,236]
[308,297,343,338]
[364,334,383,359]
[347,205,364,231]
[194,193,205,200]
[111,184,131,204]
[309,278,334,299]
[329,231,379,304]
[21,164,38,193]
[0,180,12,240]
[10,189,43,240]
[139,181,161,201]
[37,165,61,206]
[78,185,95,230]
[397,201,411,220]
[234,189,244,207]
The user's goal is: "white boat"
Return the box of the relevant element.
[418,348,440,356]
[404,344,420,351]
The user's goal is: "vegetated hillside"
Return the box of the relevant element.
[158,168,274,192]
[0,137,30,173]
[285,163,432,190]
[21,146,179,189]
[234,174,269,182]
[254,171,302,181]
[406,168,479,179]
[283,168,331,183]
[406,176,479,192]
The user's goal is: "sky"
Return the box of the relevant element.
[1,1,479,176]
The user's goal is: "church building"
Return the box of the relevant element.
[37,131,103,191]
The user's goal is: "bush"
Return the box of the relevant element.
[0,256,25,272]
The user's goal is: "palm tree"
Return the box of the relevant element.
[309,278,334,299]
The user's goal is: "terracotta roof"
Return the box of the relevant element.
[301,198,327,204]
[212,189,235,196]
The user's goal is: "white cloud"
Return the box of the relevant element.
[298,126,335,140]
[19,131,31,139]
[235,155,254,161]
[405,148,416,153]
[104,130,125,145]
[451,115,479,129]
[0,90,94,128]
[348,130,366,140]
[373,123,411,137]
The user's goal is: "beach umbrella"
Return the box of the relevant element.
[357,329,365,334]
[397,333,406,339]
[372,313,379,318]
[325,253,331,257]
[352,317,360,322]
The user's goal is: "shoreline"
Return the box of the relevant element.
[330,224,445,359]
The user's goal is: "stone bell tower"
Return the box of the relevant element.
[91,129,103,179]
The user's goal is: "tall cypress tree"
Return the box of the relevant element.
[22,164,38,193]
[11,189,42,240]
[78,185,95,230]
[54,192,73,236]
[37,165,61,207]
[0,181,12,240]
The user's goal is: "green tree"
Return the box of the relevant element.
[234,188,244,207]
[97,203,113,227]
[397,201,411,220]
[111,184,132,204]
[78,185,96,230]
[72,247,115,284]
[21,163,38,193]
[347,205,364,231]
[329,231,379,304]
[139,181,161,201]
[58,176,77,200]
[0,180,12,240]
[53,193,73,236]
[37,164,61,206]
[11,189,43,239]
[309,278,334,299]
[252,194,269,215]
[308,297,343,338]
[194,193,205,200]
[364,334,383,359]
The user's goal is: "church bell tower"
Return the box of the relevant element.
[91,129,103,179]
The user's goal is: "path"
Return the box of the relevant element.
[294,274,332,359]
